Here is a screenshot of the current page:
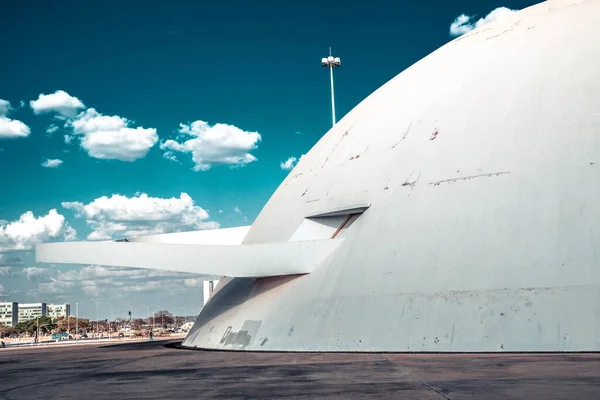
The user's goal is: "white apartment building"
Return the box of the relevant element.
[47,304,70,319]
[0,302,18,326]
[17,303,47,323]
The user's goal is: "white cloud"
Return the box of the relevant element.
[68,108,158,161]
[38,278,75,295]
[0,283,4,293]
[280,156,297,170]
[41,265,204,296]
[62,192,219,240]
[183,278,203,287]
[233,206,241,214]
[23,266,49,282]
[30,90,85,118]
[46,124,59,135]
[160,120,261,171]
[0,99,30,139]
[0,267,16,277]
[163,151,178,163]
[0,116,30,138]
[0,99,11,116]
[280,154,305,170]
[42,158,63,168]
[29,90,157,161]
[0,209,77,251]
[450,6,518,37]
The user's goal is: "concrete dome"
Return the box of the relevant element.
[187,0,600,352]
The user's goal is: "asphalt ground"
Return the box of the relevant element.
[0,339,599,399]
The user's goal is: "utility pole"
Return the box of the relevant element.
[321,47,342,127]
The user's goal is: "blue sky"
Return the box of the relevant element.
[0,0,537,320]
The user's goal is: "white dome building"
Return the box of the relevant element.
[38,0,600,352]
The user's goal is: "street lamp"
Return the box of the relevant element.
[140,305,152,332]
[75,302,79,340]
[104,301,113,339]
[28,291,41,345]
[125,303,134,330]
[90,298,99,339]
[321,47,342,127]
[59,295,70,339]
[155,306,164,329]
[180,308,187,326]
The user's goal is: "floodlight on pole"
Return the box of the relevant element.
[321,47,341,127]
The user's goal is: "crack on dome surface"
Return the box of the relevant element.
[428,171,510,186]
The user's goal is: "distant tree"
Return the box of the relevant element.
[55,316,89,334]
[77,318,90,331]
[38,316,56,334]
[114,318,125,328]
[153,310,174,327]
[0,325,9,338]
[0,325,19,338]
[131,318,144,330]
[14,317,56,336]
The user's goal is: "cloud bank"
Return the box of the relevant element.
[0,209,76,251]
[62,192,219,240]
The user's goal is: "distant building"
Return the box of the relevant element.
[47,304,70,319]
[18,303,47,323]
[0,302,18,326]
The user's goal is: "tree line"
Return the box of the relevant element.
[0,310,187,338]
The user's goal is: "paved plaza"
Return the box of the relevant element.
[1,340,599,399]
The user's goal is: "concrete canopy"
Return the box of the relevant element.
[184,0,600,351]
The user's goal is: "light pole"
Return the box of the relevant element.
[180,308,187,327]
[125,303,134,330]
[90,298,99,339]
[140,305,152,333]
[29,291,40,345]
[104,301,113,339]
[75,302,79,340]
[59,295,70,339]
[155,306,164,330]
[321,47,341,127]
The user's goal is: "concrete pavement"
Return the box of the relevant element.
[0,339,599,399]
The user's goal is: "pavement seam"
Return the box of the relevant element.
[383,356,451,400]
